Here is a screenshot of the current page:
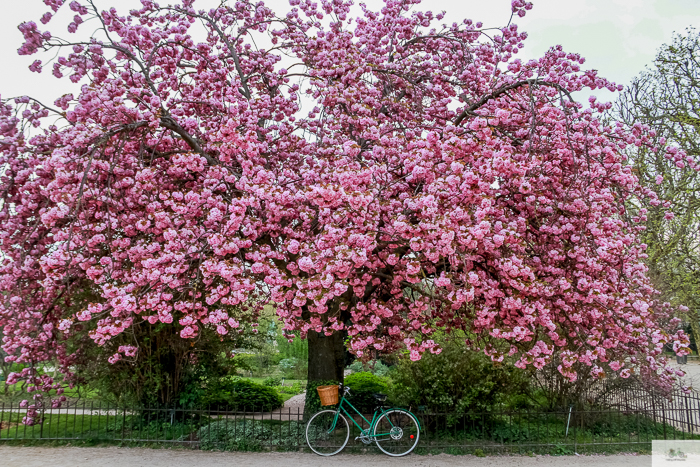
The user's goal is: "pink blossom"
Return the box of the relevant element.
[297,257,314,272]
[287,240,300,254]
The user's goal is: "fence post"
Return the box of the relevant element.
[662,400,667,440]
[573,407,577,454]
[121,405,126,442]
[297,407,300,450]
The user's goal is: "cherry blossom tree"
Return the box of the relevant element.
[0,0,692,421]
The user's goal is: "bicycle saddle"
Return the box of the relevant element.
[372,393,387,402]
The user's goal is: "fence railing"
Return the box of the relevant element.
[597,385,700,433]
[1,401,699,454]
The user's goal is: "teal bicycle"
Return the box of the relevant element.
[305,384,421,456]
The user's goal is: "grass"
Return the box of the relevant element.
[1,411,118,441]
[0,409,205,443]
[0,384,102,405]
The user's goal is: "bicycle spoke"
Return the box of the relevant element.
[306,410,350,456]
[373,409,420,457]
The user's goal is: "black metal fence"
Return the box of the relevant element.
[573,375,700,434]
[596,385,700,433]
[1,399,699,454]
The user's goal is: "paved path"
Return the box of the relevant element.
[673,361,700,389]
[0,446,651,467]
[249,391,305,420]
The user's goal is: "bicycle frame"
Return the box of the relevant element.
[327,394,420,440]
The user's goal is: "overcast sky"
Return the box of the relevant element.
[0,0,699,104]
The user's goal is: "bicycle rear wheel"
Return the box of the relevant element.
[373,409,420,456]
[305,409,350,456]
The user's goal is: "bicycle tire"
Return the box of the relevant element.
[305,409,350,456]
[372,409,420,457]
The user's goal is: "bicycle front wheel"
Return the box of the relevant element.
[373,409,420,456]
[305,409,350,456]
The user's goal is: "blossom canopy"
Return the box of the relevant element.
[0,0,692,420]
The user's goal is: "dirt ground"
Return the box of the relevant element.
[0,446,651,467]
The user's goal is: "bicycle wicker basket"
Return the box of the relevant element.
[316,385,339,406]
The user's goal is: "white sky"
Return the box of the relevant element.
[0,0,699,105]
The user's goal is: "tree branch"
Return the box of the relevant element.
[454,79,575,127]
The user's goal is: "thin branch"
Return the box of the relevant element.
[454,79,575,127]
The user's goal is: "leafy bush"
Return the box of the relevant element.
[276,381,304,396]
[279,358,298,371]
[72,318,259,407]
[197,419,305,451]
[277,335,308,361]
[232,353,264,376]
[347,359,390,377]
[262,376,282,387]
[201,378,283,411]
[344,372,389,413]
[278,357,307,379]
[388,337,530,423]
[588,412,670,437]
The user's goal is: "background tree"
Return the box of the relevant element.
[74,318,261,407]
[0,0,691,421]
[614,29,700,351]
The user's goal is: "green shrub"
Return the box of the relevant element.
[277,335,308,361]
[279,358,297,371]
[347,359,390,377]
[197,419,305,451]
[388,336,530,423]
[278,357,307,379]
[344,372,389,413]
[201,378,283,411]
[74,319,260,407]
[262,376,282,387]
[276,381,304,396]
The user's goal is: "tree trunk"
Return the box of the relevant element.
[304,330,346,418]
